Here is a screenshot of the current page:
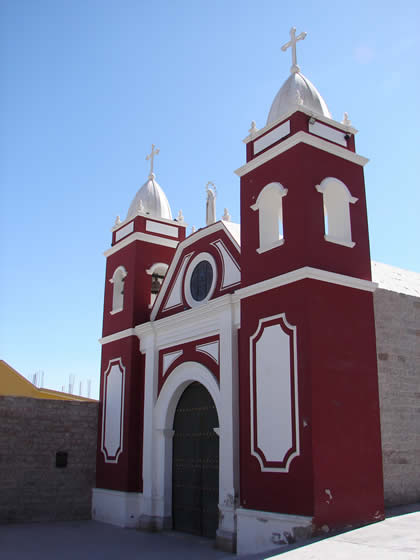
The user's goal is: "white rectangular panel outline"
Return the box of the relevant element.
[115,221,134,242]
[146,220,179,238]
[254,121,290,154]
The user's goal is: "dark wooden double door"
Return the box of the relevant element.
[172,382,219,538]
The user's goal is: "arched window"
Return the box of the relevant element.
[109,266,127,314]
[146,262,168,307]
[251,182,288,253]
[316,177,358,248]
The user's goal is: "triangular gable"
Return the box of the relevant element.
[151,221,241,321]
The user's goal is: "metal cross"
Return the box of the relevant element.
[281,27,307,74]
[146,144,160,176]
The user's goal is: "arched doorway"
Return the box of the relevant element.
[172,381,219,538]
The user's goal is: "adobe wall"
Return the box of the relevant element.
[374,288,420,506]
[0,396,98,523]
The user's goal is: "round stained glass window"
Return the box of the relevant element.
[190,260,213,302]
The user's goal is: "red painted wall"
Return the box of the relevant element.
[240,143,372,287]
[102,241,177,337]
[96,336,145,492]
[238,280,384,527]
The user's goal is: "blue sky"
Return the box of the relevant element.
[1,0,419,398]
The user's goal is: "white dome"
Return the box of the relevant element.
[267,71,331,125]
[126,173,172,221]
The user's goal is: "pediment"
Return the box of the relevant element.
[151,221,241,321]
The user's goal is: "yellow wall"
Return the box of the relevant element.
[0,360,96,401]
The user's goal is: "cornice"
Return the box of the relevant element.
[235,131,368,177]
[233,267,377,301]
[111,213,187,233]
[104,232,178,257]
[99,328,136,346]
[242,107,358,145]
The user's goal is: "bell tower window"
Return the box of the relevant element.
[146,263,168,307]
[109,266,127,314]
[251,182,288,254]
[316,177,358,248]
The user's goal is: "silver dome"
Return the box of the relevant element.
[126,173,172,221]
[267,71,331,125]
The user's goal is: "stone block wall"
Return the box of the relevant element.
[374,289,420,506]
[0,397,98,523]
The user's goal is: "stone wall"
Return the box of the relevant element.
[374,288,420,506]
[0,396,98,523]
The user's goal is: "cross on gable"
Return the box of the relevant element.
[281,27,307,74]
[146,144,160,177]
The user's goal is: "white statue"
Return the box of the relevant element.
[222,208,231,221]
[206,182,217,226]
[177,209,184,223]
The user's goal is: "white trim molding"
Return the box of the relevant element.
[104,232,178,257]
[184,252,218,308]
[234,266,377,302]
[242,106,357,145]
[235,131,368,177]
[99,328,136,346]
[249,313,299,472]
[101,358,126,463]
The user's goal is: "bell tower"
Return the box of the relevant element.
[235,29,384,548]
[94,147,186,518]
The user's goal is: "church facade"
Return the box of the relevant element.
[92,30,387,555]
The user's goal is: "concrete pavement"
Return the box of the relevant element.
[0,504,418,559]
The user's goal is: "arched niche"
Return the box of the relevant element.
[146,262,168,307]
[316,177,358,248]
[251,182,288,254]
[109,266,127,314]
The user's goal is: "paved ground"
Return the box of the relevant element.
[0,503,419,559]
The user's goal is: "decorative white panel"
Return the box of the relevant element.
[250,314,299,472]
[163,253,193,310]
[254,120,290,154]
[211,240,240,289]
[101,359,125,463]
[196,341,219,364]
[146,220,179,238]
[162,350,183,376]
[309,121,347,147]
[115,221,134,242]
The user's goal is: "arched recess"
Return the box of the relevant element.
[146,262,168,307]
[251,182,288,253]
[109,266,127,314]
[153,362,221,529]
[316,177,358,248]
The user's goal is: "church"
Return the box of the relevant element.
[92,28,405,555]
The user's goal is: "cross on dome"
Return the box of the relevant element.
[281,27,307,74]
[146,144,160,178]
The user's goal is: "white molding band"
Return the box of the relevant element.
[104,232,178,257]
[242,106,357,145]
[111,213,187,233]
[235,131,368,177]
[234,266,377,301]
[253,120,291,154]
[99,328,136,346]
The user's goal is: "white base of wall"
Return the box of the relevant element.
[236,508,313,555]
[92,488,143,528]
